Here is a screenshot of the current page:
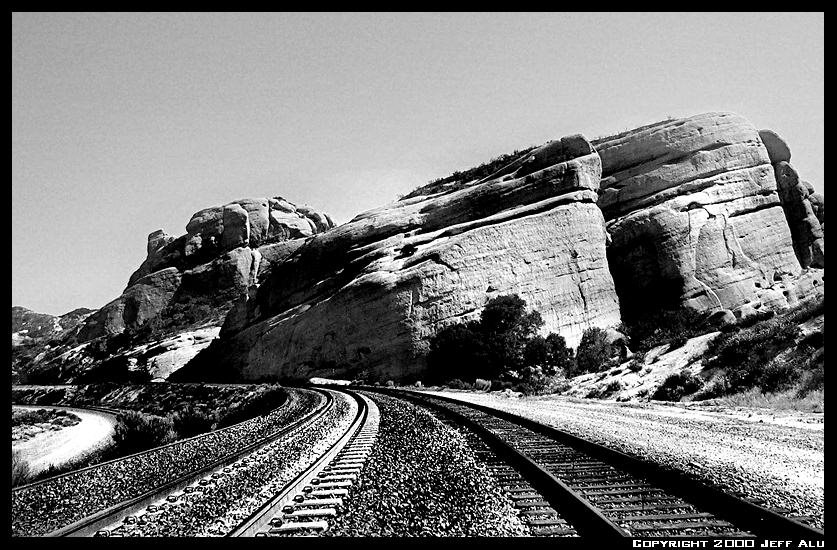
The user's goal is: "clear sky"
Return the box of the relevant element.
[12,12,824,315]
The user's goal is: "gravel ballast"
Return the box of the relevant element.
[324,391,527,537]
[422,391,824,529]
[11,389,319,536]
[113,390,357,536]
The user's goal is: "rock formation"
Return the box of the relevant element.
[17,111,825,385]
[593,112,823,322]
[176,136,623,382]
[756,130,824,269]
[77,197,334,342]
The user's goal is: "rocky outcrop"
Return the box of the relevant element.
[77,197,334,343]
[593,112,820,321]
[758,129,824,269]
[23,111,825,385]
[177,136,623,382]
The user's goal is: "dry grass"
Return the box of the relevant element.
[711,388,824,413]
[12,451,32,487]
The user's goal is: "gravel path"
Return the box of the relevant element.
[12,405,115,475]
[324,391,527,537]
[422,391,824,529]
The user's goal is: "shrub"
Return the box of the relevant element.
[652,370,704,401]
[602,380,623,397]
[474,378,492,391]
[759,356,804,393]
[575,327,613,375]
[109,411,175,457]
[668,334,688,350]
[705,318,801,394]
[427,294,545,383]
[446,378,471,390]
[627,353,645,372]
[624,308,707,352]
[171,405,217,438]
[796,363,824,397]
[12,451,31,487]
[515,374,550,396]
[738,309,775,328]
[216,385,286,429]
[480,294,544,373]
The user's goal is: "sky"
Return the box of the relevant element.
[12,12,824,315]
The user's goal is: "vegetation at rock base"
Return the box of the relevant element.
[574,327,613,376]
[622,308,709,353]
[429,294,596,395]
[652,370,705,401]
[646,296,825,404]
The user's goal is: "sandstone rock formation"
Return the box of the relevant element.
[78,197,334,342]
[175,136,623,383]
[19,111,825,385]
[757,129,825,270]
[593,112,822,322]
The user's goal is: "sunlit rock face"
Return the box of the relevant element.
[77,197,334,342]
[592,112,821,321]
[180,136,623,382]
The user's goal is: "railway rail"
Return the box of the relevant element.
[230,388,379,537]
[74,388,376,537]
[11,388,325,537]
[377,388,825,540]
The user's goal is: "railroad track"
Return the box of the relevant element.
[230,388,379,537]
[378,389,824,540]
[13,388,326,537]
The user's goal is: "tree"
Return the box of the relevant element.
[480,295,544,372]
[524,333,574,375]
[426,321,489,382]
[575,327,613,375]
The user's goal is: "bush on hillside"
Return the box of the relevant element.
[109,411,175,457]
[574,327,613,375]
[652,370,704,401]
[624,308,707,352]
[171,405,217,438]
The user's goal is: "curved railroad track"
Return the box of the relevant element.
[230,388,379,537]
[11,387,326,537]
[377,388,824,540]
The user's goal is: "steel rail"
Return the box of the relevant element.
[229,387,373,537]
[40,388,330,537]
[378,388,824,540]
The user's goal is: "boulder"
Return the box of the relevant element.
[595,112,804,318]
[774,161,824,268]
[221,203,250,250]
[235,198,270,247]
[758,129,791,164]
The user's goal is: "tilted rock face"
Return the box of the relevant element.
[77,197,334,343]
[758,129,824,269]
[593,112,819,320]
[182,136,622,382]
